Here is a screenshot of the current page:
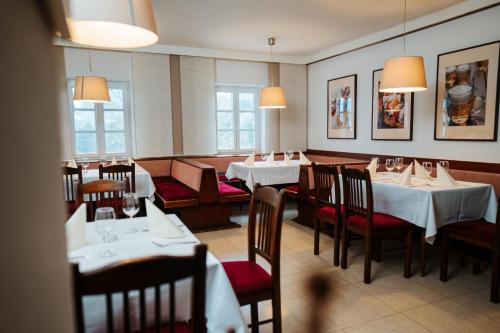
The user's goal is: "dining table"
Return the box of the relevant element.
[68,215,246,333]
[225,160,302,191]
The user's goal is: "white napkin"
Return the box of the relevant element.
[436,163,459,187]
[65,203,87,251]
[68,159,78,168]
[269,151,275,162]
[111,156,117,165]
[243,153,255,166]
[128,157,135,165]
[394,162,413,186]
[366,158,378,179]
[414,160,432,180]
[284,153,292,166]
[299,151,311,164]
[146,199,184,238]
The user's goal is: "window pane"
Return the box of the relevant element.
[216,92,233,110]
[104,88,124,109]
[240,131,255,149]
[74,111,96,131]
[239,93,254,111]
[104,111,125,131]
[239,112,255,130]
[105,132,126,153]
[217,131,234,150]
[217,112,233,130]
[75,132,97,154]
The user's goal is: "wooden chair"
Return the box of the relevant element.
[99,163,136,193]
[72,244,207,333]
[312,162,343,266]
[75,178,130,221]
[440,199,500,303]
[62,165,83,216]
[340,166,414,284]
[222,184,286,333]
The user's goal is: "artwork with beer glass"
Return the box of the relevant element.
[327,74,357,139]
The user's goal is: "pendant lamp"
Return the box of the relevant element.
[66,0,159,49]
[73,49,110,103]
[259,38,287,109]
[379,0,427,93]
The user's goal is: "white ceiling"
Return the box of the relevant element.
[151,0,466,57]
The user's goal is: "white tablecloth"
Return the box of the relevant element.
[226,160,301,191]
[68,215,245,333]
[64,165,156,200]
[339,173,498,243]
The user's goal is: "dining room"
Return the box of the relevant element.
[3,1,500,333]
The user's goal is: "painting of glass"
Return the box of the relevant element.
[327,74,357,139]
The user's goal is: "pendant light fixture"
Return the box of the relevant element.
[259,37,287,109]
[379,0,427,93]
[66,0,159,49]
[73,49,110,103]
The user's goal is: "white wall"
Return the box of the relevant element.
[215,59,267,86]
[308,6,500,163]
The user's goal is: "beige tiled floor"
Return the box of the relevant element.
[196,205,500,333]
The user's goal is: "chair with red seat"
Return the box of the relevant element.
[62,165,83,216]
[340,166,414,284]
[440,199,500,303]
[222,183,286,333]
[312,162,343,266]
[72,244,207,333]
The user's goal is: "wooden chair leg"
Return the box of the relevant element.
[491,247,500,303]
[440,232,449,282]
[333,221,340,266]
[341,225,349,269]
[420,231,427,277]
[250,303,259,333]
[272,292,282,333]
[472,261,481,275]
[364,235,373,284]
[373,238,382,262]
[313,219,320,255]
[404,228,413,278]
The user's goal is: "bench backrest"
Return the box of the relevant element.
[171,159,219,204]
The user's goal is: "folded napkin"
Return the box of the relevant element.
[68,159,78,168]
[243,153,255,166]
[128,157,135,165]
[284,153,292,166]
[146,199,184,238]
[394,162,413,186]
[436,163,459,187]
[111,156,118,165]
[269,151,275,162]
[299,151,311,164]
[65,203,87,251]
[414,160,432,180]
[366,158,378,179]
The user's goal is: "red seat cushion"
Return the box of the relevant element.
[347,213,410,230]
[318,205,344,223]
[285,185,299,193]
[218,175,241,183]
[222,261,272,298]
[66,201,77,215]
[219,182,247,196]
[153,179,197,201]
[444,219,496,244]
[146,322,191,333]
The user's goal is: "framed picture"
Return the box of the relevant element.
[434,41,500,141]
[327,74,357,139]
[371,69,414,140]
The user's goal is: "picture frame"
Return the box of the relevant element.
[371,68,414,141]
[434,41,500,141]
[327,74,357,139]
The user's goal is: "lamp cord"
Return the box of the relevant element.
[403,0,407,55]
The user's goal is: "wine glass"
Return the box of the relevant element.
[371,157,380,169]
[123,193,140,233]
[394,158,404,173]
[286,150,294,160]
[261,152,269,162]
[422,162,433,176]
[385,159,395,173]
[81,157,90,173]
[94,207,117,258]
[439,160,449,172]
[99,156,108,167]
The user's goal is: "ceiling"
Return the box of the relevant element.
[151,0,466,57]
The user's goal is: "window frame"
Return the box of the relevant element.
[67,80,131,158]
[215,85,260,154]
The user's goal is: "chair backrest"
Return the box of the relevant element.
[75,178,130,221]
[247,184,286,277]
[340,166,374,227]
[312,162,341,209]
[99,163,136,193]
[72,244,207,333]
[62,165,83,202]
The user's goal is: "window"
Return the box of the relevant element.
[216,86,259,153]
[67,81,130,157]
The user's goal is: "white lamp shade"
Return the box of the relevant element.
[66,0,158,48]
[259,87,287,109]
[379,56,427,93]
[73,76,110,103]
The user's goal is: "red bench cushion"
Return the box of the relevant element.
[66,201,77,216]
[347,212,410,230]
[219,182,246,196]
[153,179,197,201]
[222,261,272,298]
[285,184,299,193]
[444,219,495,244]
[146,322,191,333]
[318,205,344,223]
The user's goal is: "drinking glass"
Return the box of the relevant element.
[99,156,108,167]
[394,158,404,173]
[261,152,269,162]
[94,207,117,257]
[439,160,450,172]
[371,157,380,169]
[81,158,90,173]
[385,159,395,173]
[123,193,140,233]
[286,150,294,160]
[422,162,433,176]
